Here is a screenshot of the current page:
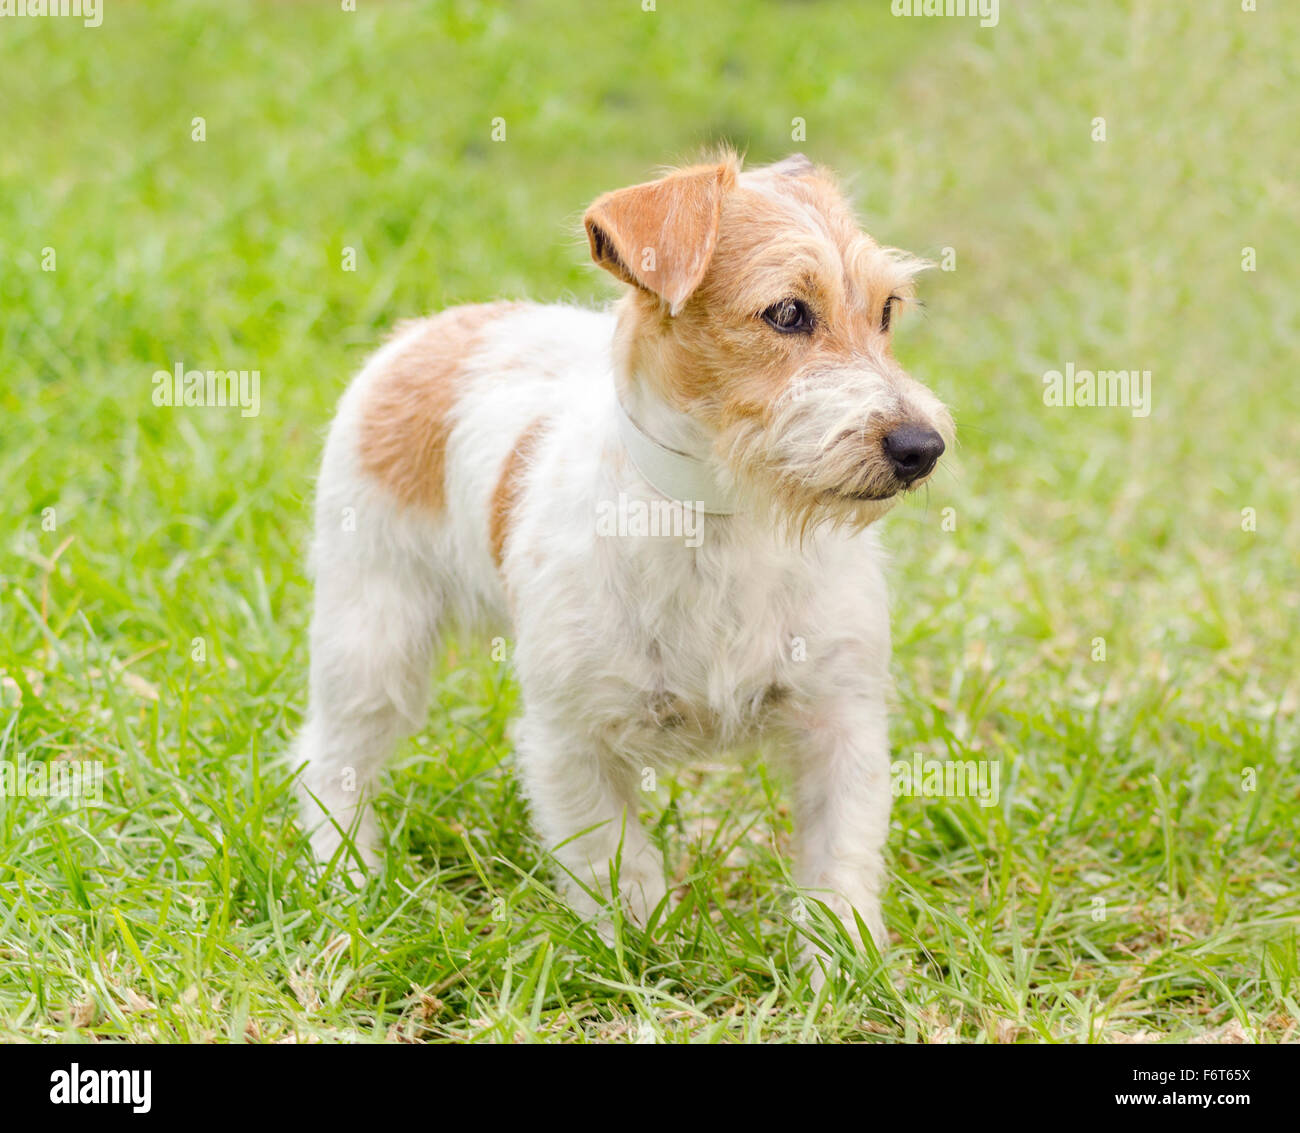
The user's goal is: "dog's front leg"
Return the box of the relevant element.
[789,695,893,979]
[515,710,666,933]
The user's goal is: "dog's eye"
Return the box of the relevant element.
[762,298,813,334]
[881,295,899,333]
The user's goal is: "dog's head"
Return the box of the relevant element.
[584,151,953,531]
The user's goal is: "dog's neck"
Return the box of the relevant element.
[614,374,738,516]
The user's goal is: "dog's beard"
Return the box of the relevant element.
[717,382,908,538]
[722,448,902,539]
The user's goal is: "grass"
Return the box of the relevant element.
[1,0,1297,1043]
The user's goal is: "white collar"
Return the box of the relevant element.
[615,395,737,516]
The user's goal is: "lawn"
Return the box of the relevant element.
[1,0,1296,1043]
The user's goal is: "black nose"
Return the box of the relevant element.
[882,424,945,485]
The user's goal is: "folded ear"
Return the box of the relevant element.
[583,159,738,316]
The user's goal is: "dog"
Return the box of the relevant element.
[293,151,953,974]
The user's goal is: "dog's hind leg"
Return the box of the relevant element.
[292,488,443,880]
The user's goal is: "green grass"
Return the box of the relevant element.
[2,0,1297,1043]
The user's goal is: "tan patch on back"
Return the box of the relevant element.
[490,418,548,569]
[358,302,517,510]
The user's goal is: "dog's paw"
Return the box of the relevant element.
[798,893,886,993]
[618,860,668,930]
[308,817,380,889]
[570,846,668,940]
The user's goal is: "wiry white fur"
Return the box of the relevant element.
[295,299,941,980]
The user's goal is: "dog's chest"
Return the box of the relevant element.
[596,534,817,749]
[512,470,888,755]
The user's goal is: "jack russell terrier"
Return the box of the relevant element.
[294,151,953,977]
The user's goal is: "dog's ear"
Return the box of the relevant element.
[583,160,737,316]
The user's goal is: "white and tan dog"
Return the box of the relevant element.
[294,152,952,969]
